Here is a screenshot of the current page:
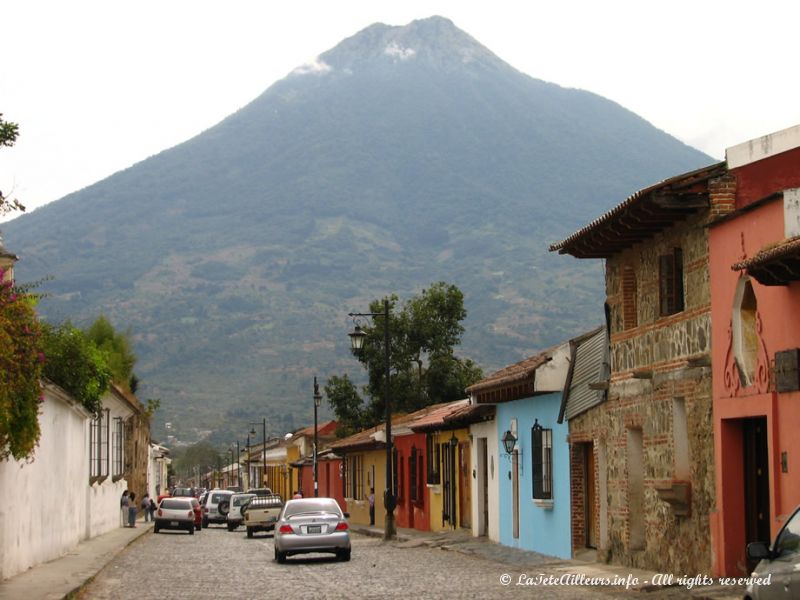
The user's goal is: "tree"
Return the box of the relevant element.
[0,114,24,214]
[327,282,482,431]
[41,322,111,415]
[173,441,221,475]
[0,273,44,460]
[85,315,137,390]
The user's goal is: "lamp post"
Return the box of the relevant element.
[250,418,267,488]
[236,440,241,487]
[348,298,395,540]
[245,432,251,489]
[313,377,322,497]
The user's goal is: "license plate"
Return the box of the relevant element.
[170,521,179,526]
[307,525,321,534]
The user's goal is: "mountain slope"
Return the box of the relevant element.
[3,16,712,443]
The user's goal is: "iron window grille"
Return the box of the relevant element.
[532,420,553,500]
[112,417,124,478]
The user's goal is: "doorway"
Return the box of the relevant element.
[458,441,471,529]
[583,442,597,548]
[743,417,770,570]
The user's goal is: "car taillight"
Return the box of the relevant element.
[157,509,163,517]
[335,522,349,531]
[278,525,293,534]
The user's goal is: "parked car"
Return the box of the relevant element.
[154,498,196,535]
[745,504,800,599]
[172,487,196,498]
[273,497,350,563]
[243,494,283,538]
[190,497,203,530]
[202,489,234,528]
[227,493,256,531]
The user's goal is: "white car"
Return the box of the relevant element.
[745,504,800,600]
[227,493,256,531]
[154,498,196,535]
[202,489,234,528]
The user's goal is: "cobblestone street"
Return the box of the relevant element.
[75,526,644,600]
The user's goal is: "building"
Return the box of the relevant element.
[708,124,800,576]
[467,341,573,558]
[550,162,724,572]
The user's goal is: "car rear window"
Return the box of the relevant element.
[232,494,255,507]
[211,493,231,503]
[284,499,341,517]
[161,499,191,510]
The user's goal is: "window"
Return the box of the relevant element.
[733,278,758,386]
[90,409,110,481]
[394,448,402,501]
[659,248,685,316]
[112,417,125,479]
[426,435,440,484]
[410,445,424,504]
[531,421,553,500]
[346,455,364,500]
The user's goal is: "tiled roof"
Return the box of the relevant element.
[465,346,555,396]
[549,162,726,259]
[731,236,800,286]
[408,399,469,432]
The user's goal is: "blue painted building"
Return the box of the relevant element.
[466,340,572,558]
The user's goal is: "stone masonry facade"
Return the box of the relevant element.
[569,210,716,574]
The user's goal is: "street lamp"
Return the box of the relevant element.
[250,418,267,488]
[313,377,322,497]
[348,298,395,540]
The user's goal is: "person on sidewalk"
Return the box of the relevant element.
[368,488,375,526]
[149,497,156,521]
[141,493,151,522]
[128,492,138,527]
[120,490,130,527]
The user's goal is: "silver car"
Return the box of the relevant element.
[273,498,351,563]
[746,504,800,599]
[154,498,196,535]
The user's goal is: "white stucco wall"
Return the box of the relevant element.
[86,391,133,538]
[0,385,91,580]
[470,420,499,543]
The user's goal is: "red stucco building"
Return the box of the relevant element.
[709,124,800,576]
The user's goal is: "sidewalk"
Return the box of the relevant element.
[350,524,746,600]
[0,519,152,600]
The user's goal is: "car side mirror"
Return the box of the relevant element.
[746,541,772,561]
[343,512,350,519]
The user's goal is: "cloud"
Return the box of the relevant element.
[384,42,416,61]
[292,58,332,76]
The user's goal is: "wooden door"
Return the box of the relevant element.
[743,417,770,571]
[458,441,471,529]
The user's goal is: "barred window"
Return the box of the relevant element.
[659,248,684,316]
[90,410,110,481]
[112,417,125,477]
[426,435,440,484]
[346,455,364,500]
[532,421,553,500]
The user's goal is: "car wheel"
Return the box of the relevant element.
[218,500,230,516]
[275,547,286,564]
[337,549,351,562]
[247,528,253,539]
[189,526,194,535]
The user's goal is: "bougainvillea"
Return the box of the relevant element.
[0,269,44,460]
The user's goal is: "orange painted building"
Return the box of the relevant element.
[708,124,800,576]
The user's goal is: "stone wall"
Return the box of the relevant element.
[567,210,716,573]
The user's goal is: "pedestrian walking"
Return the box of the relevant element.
[368,487,375,526]
[292,490,303,499]
[149,497,156,521]
[141,493,151,522]
[120,490,130,527]
[128,492,138,527]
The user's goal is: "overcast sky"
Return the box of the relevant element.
[2,0,798,220]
